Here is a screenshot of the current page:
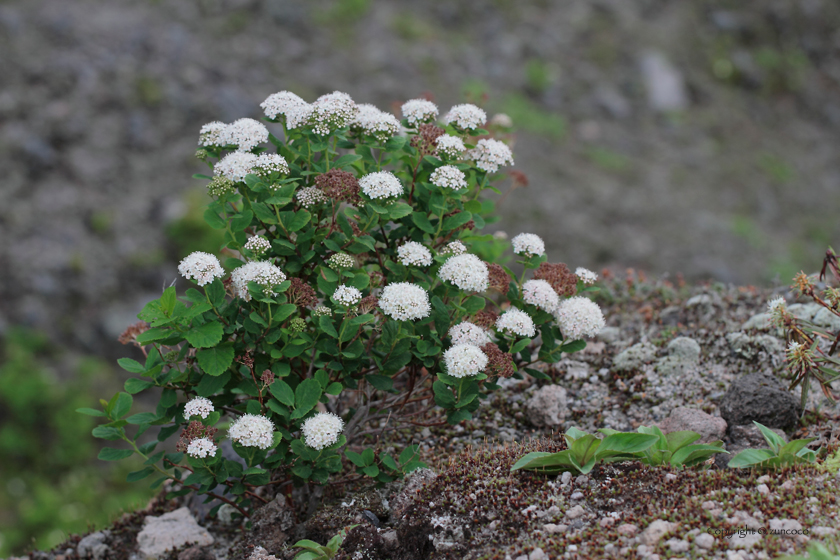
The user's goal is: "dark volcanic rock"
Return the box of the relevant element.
[719,373,802,430]
[244,495,295,554]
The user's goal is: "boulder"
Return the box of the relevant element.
[136,507,214,560]
[655,337,701,376]
[525,385,568,427]
[719,373,801,430]
[613,342,657,372]
[77,530,111,560]
[247,495,295,553]
[657,407,726,444]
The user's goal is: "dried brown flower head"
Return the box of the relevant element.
[288,277,318,308]
[315,169,361,204]
[486,262,511,295]
[260,369,275,386]
[176,420,218,452]
[118,321,149,346]
[369,271,385,289]
[471,309,499,330]
[534,262,578,297]
[358,295,379,315]
[410,123,445,157]
[236,352,254,368]
[481,343,515,378]
[792,271,815,296]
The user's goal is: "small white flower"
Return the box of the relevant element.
[261,91,312,129]
[231,261,287,301]
[309,91,357,136]
[449,322,491,346]
[511,233,545,257]
[359,171,404,200]
[439,254,489,292]
[767,297,787,313]
[493,231,508,240]
[184,397,215,419]
[436,135,466,159]
[178,252,225,286]
[469,138,514,173]
[554,297,605,341]
[220,118,269,152]
[440,241,467,256]
[244,236,271,257]
[296,186,327,209]
[327,253,355,270]
[444,104,487,130]
[254,153,289,177]
[401,99,439,125]
[522,279,560,312]
[379,282,431,321]
[496,307,536,338]
[787,341,801,354]
[333,285,362,306]
[198,121,227,147]
[229,414,275,449]
[575,267,598,285]
[187,437,218,459]
[215,151,259,183]
[301,412,344,450]
[352,103,401,142]
[313,305,333,317]
[430,165,468,189]
[397,241,432,267]
[443,344,488,378]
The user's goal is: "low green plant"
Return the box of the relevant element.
[608,426,726,468]
[292,525,356,560]
[727,421,817,469]
[511,427,659,475]
[779,542,840,560]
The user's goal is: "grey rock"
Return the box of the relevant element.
[657,407,726,444]
[525,385,568,427]
[741,313,773,331]
[390,468,437,521]
[719,373,802,429]
[77,530,111,560]
[247,495,295,552]
[813,307,840,331]
[640,51,688,112]
[666,538,689,553]
[136,508,214,559]
[639,520,678,545]
[529,548,547,560]
[694,532,715,549]
[613,342,657,371]
[565,505,585,519]
[788,303,822,320]
[597,327,621,343]
[666,337,701,362]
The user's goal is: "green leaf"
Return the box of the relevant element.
[387,202,413,220]
[412,212,435,233]
[345,451,366,467]
[92,426,123,440]
[362,464,380,477]
[596,433,659,458]
[663,431,702,452]
[319,315,339,338]
[229,209,254,232]
[124,378,154,395]
[98,447,134,461]
[195,371,231,397]
[117,358,146,374]
[270,380,296,407]
[510,338,531,354]
[160,287,177,316]
[196,344,235,376]
[727,448,776,469]
[126,412,159,425]
[754,421,786,454]
[273,304,298,325]
[779,438,817,458]
[671,444,727,467]
[398,444,421,466]
[112,392,133,419]
[333,154,363,169]
[184,322,224,348]
[206,279,226,307]
[77,407,106,417]
[293,378,322,416]
[442,211,472,231]
[126,467,155,482]
[367,375,393,391]
[203,208,227,230]
[561,340,587,354]
[462,296,485,314]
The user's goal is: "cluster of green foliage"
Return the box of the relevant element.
[292,525,355,560]
[727,421,817,470]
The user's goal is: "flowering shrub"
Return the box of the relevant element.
[81,90,605,518]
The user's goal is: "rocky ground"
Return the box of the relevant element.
[10,275,840,560]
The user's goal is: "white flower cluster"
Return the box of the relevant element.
[443,344,488,378]
[575,267,598,285]
[313,305,333,317]
[554,297,605,340]
[198,121,228,147]
[397,241,432,267]
[436,135,466,159]
[229,414,275,449]
[511,233,545,257]
[296,186,327,209]
[449,321,490,346]
[301,412,344,450]
[767,297,787,313]
[352,104,401,142]
[379,282,431,321]
[184,396,215,419]
[309,91,357,136]
[215,152,259,182]
[430,165,468,189]
[327,252,355,270]
[333,284,362,306]
[261,90,312,129]
[439,254,489,292]
[470,138,514,173]
[220,118,269,152]
[244,236,271,257]
[187,437,218,459]
[401,99,439,126]
[496,307,536,338]
[359,171,403,200]
[440,241,467,256]
[254,153,289,177]
[522,279,560,312]
[178,252,225,286]
[231,261,286,301]
[444,104,487,130]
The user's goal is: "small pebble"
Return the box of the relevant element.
[665,473,677,482]
[565,505,585,519]
[756,475,770,484]
[571,491,584,500]
[617,523,639,537]
[695,533,715,549]
[600,517,616,528]
[756,484,769,495]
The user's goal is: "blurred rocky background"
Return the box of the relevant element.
[0,0,839,554]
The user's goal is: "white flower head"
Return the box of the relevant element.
[443,344,488,378]
[352,103,400,142]
[554,297,605,341]
[309,91,357,136]
[496,307,536,338]
[522,279,560,312]
[296,186,327,209]
[449,321,491,346]
[470,138,514,173]
[440,241,467,256]
[261,91,313,129]
[439,254,489,292]
[767,297,787,313]
[359,171,403,200]
[220,118,269,152]
[327,252,355,270]
[244,236,271,258]
[228,414,275,449]
[511,233,545,257]
[575,267,598,285]
[444,104,487,130]
[401,99,439,126]
[178,252,225,286]
[333,285,362,306]
[184,397,215,419]
[231,261,287,301]
[198,121,227,147]
[187,437,218,459]
[254,153,289,177]
[215,151,259,183]
[379,282,431,321]
[313,305,333,317]
[397,241,432,267]
[301,412,344,450]
[436,135,466,159]
[430,165,468,189]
